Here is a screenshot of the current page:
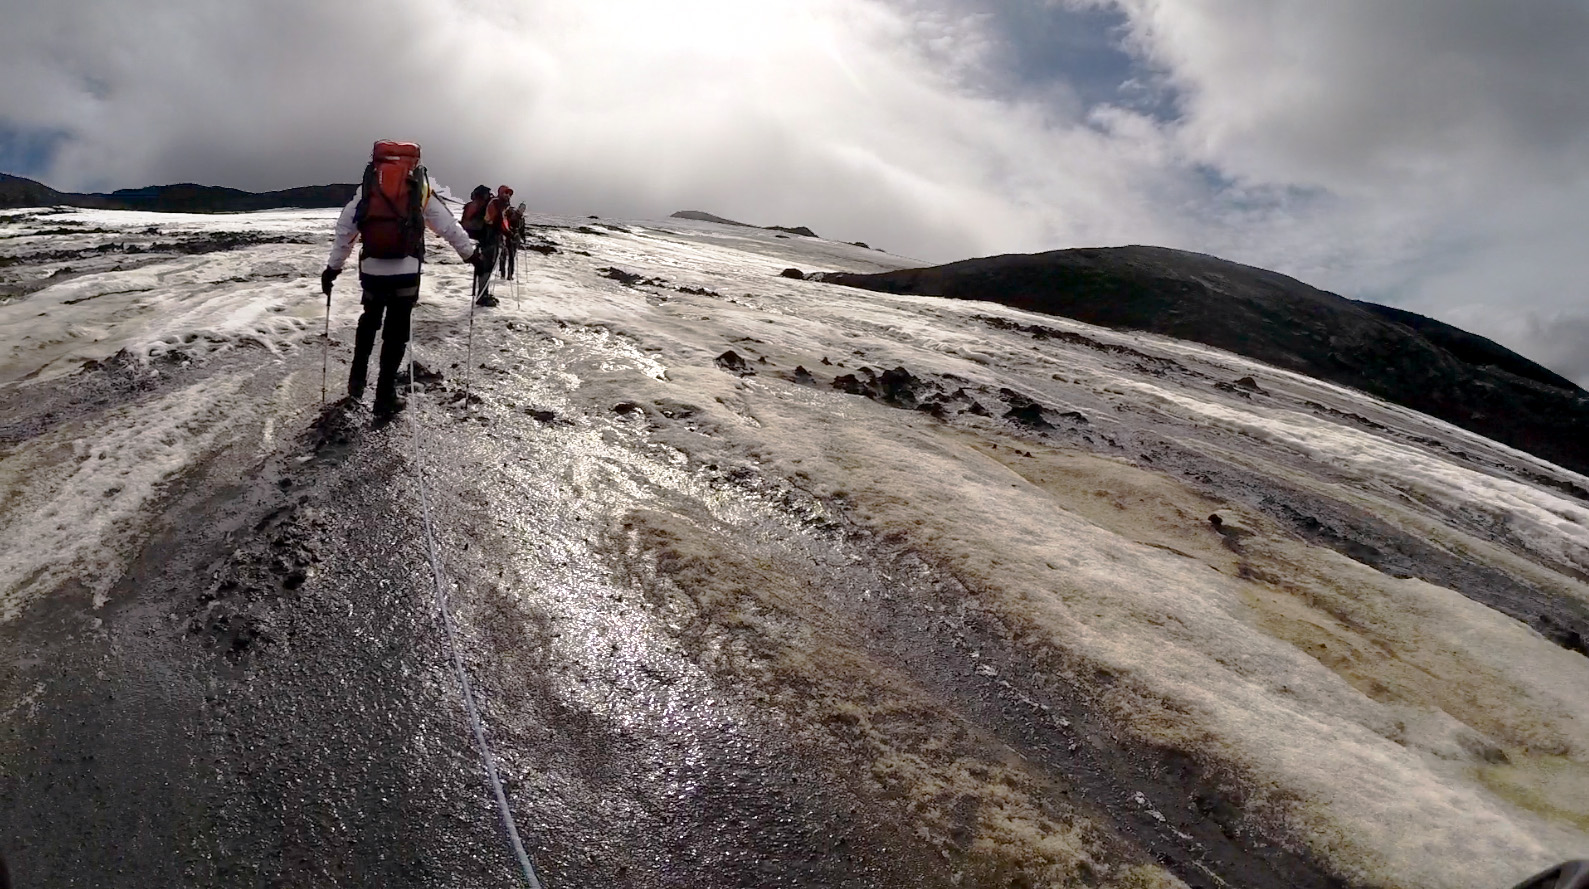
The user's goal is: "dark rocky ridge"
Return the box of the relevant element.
[1,172,356,213]
[826,245,1589,477]
[670,209,818,238]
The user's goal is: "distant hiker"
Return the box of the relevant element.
[461,184,491,239]
[501,201,528,280]
[478,186,516,304]
[321,140,484,417]
[461,185,513,307]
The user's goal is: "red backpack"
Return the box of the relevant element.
[354,141,427,260]
[460,184,491,237]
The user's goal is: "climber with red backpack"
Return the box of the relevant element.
[460,184,492,239]
[321,140,486,417]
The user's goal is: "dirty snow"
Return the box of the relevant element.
[1,206,1586,887]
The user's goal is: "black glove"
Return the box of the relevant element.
[321,267,340,296]
[467,249,489,271]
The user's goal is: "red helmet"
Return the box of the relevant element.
[497,185,514,199]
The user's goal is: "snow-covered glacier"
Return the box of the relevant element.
[0,205,1585,888]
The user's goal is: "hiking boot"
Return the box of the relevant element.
[373,393,407,418]
[475,293,499,308]
[347,377,366,402]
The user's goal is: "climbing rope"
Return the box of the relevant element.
[402,295,543,888]
[321,289,332,407]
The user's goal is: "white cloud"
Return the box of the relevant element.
[1098,0,1589,381]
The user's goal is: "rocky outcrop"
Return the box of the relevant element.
[827,245,1589,476]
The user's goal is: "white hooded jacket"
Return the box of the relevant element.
[326,179,477,277]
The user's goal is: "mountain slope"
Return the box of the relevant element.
[825,245,1589,476]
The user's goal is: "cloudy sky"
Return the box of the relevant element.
[4,0,1587,385]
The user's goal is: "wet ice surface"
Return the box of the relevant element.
[1,207,1587,888]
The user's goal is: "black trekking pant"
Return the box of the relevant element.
[474,236,499,301]
[350,274,420,404]
[498,240,516,279]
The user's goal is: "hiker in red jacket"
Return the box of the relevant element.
[321,141,484,416]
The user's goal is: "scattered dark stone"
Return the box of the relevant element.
[653,400,698,420]
[1562,630,1589,658]
[875,367,927,407]
[998,388,1057,430]
[1058,410,1089,424]
[677,285,719,296]
[766,225,818,237]
[394,361,444,389]
[1208,512,1254,553]
[527,408,557,423]
[779,268,806,280]
[588,215,600,219]
[304,399,364,451]
[774,234,789,239]
[715,350,754,375]
[828,365,941,410]
[522,235,559,255]
[612,402,643,416]
[830,373,866,396]
[1304,400,1388,431]
[1003,400,1051,430]
[792,366,815,384]
[598,266,642,286]
[977,315,1191,375]
[821,356,832,365]
[1216,377,1266,398]
[966,401,992,417]
[851,242,870,249]
[1538,614,1589,658]
[598,266,665,287]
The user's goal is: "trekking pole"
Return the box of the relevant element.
[321,288,331,406]
[464,262,479,405]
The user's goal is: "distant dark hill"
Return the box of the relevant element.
[671,210,755,228]
[826,245,1589,477]
[0,172,64,207]
[0,172,355,213]
[671,210,820,239]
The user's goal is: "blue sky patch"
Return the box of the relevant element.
[970,1,1179,119]
[0,122,69,181]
